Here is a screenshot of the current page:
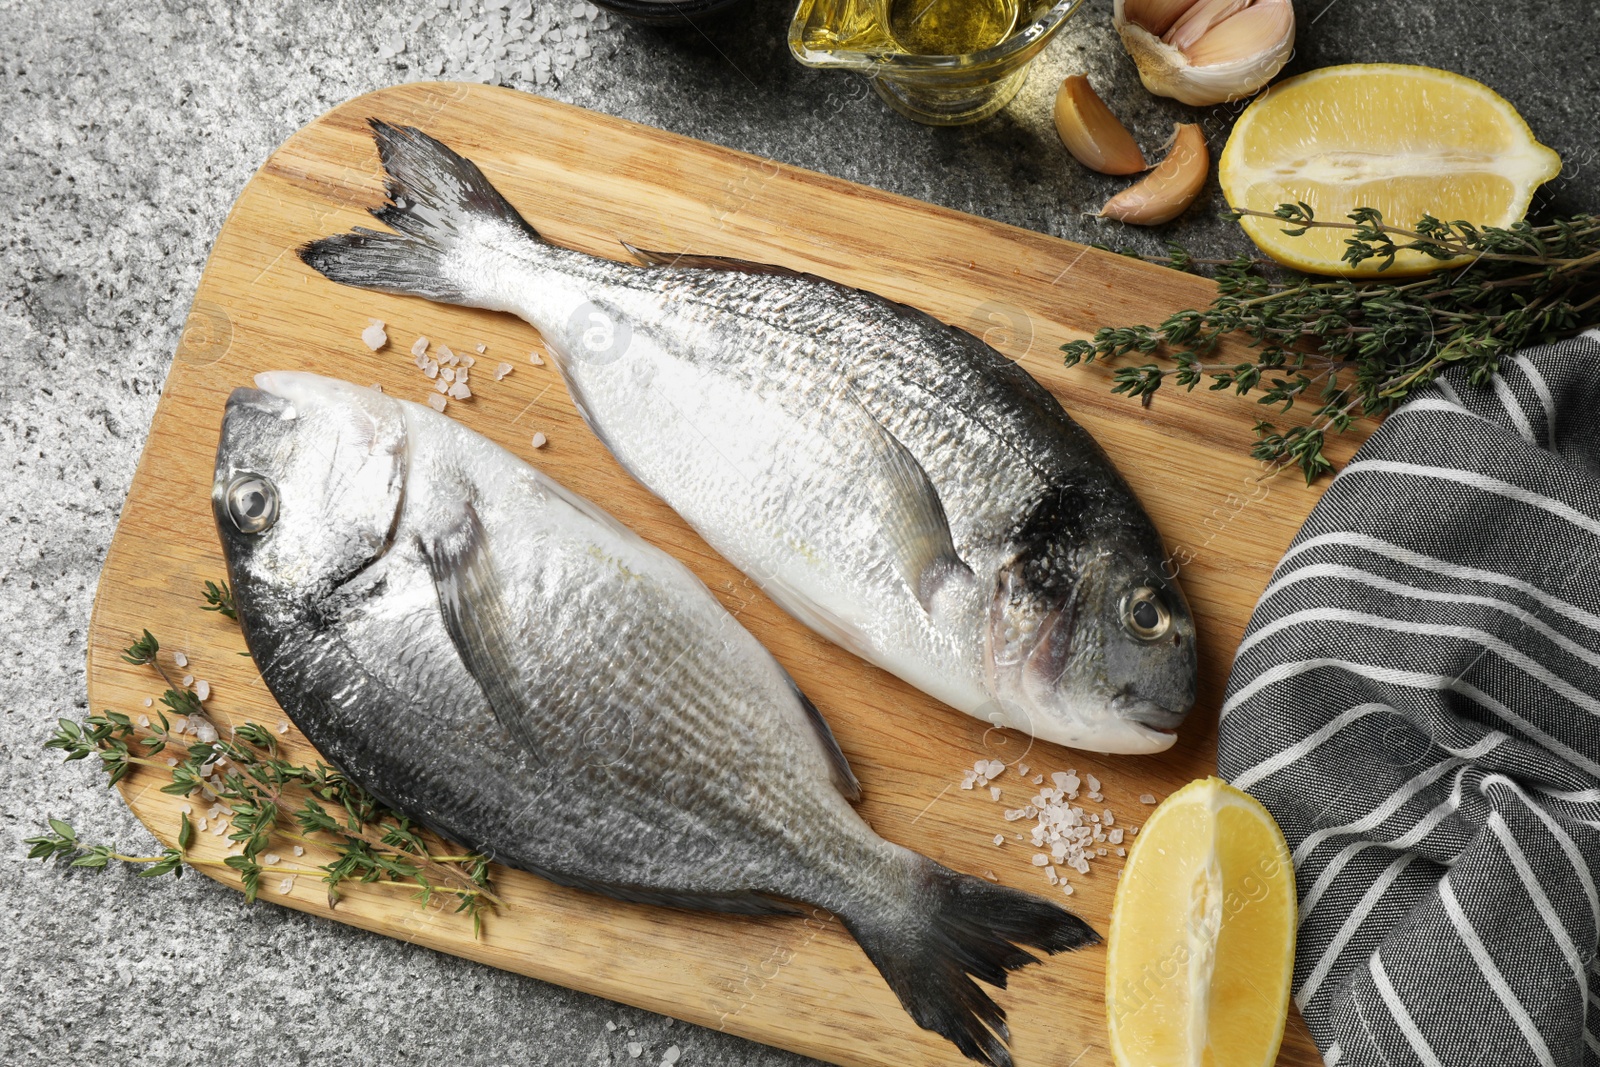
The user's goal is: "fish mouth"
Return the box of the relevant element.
[1110,692,1187,733]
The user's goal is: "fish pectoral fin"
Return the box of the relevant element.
[420,502,547,766]
[858,397,976,614]
[620,242,814,280]
[786,676,863,804]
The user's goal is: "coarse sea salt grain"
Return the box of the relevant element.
[476,343,487,354]
[1139,793,1157,804]
[143,697,153,707]
[412,336,429,357]
[448,382,472,400]
[194,680,210,702]
[362,319,388,351]
[1031,854,1048,866]
[138,715,150,727]
[989,786,1001,801]
[626,1043,643,1059]
[441,366,456,383]
[278,876,295,895]
[661,1047,681,1067]
[529,350,545,365]
[992,834,1004,846]
[495,361,513,380]
[173,652,188,668]
[182,674,194,687]
[429,394,448,413]
[531,432,547,448]
[462,354,475,368]
[293,845,305,857]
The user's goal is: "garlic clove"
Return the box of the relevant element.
[1183,0,1294,67]
[1122,0,1195,36]
[1100,124,1209,226]
[1113,0,1295,107]
[1163,0,1248,53]
[1054,75,1148,176]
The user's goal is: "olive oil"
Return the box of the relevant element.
[889,0,1018,55]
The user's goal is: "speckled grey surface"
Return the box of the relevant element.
[2,2,1595,1064]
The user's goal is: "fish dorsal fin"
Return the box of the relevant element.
[620,242,813,279]
[845,385,976,612]
[420,501,547,765]
[786,675,862,804]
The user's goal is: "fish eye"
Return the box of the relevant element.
[225,475,278,534]
[1122,587,1171,641]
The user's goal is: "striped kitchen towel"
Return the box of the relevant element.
[1219,330,1600,1067]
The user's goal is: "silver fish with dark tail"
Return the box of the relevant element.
[300,122,1197,754]
[213,372,1096,1067]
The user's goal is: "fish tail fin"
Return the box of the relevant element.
[297,119,541,305]
[841,857,1100,1067]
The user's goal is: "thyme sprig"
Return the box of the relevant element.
[1064,204,1600,481]
[30,585,498,934]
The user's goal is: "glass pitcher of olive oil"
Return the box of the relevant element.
[789,0,1084,125]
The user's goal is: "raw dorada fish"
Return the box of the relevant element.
[213,372,1096,1066]
[302,122,1197,754]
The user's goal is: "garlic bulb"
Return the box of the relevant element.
[1113,0,1294,107]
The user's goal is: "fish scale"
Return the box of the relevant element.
[214,372,1097,1067]
[301,121,1197,754]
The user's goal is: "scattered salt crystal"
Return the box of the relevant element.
[529,350,545,365]
[194,680,210,702]
[137,715,149,727]
[429,394,448,413]
[182,674,194,687]
[457,366,469,381]
[439,344,455,364]
[278,876,295,895]
[1031,854,1048,866]
[293,845,305,857]
[362,319,388,351]
[442,366,456,383]
[264,853,281,865]
[412,336,429,357]
[424,360,439,379]
[495,361,513,380]
[276,720,290,735]
[627,1044,643,1059]
[960,777,975,791]
[213,820,227,837]
[1097,848,1107,856]
[989,786,1001,801]
[985,759,1004,778]
[448,382,472,400]
[661,1046,681,1066]
[1017,763,1029,777]
[371,384,383,393]
[173,652,188,668]
[973,760,987,773]
[476,343,487,354]
[993,834,1004,846]
[531,432,547,448]
[1086,774,1101,792]
[1139,793,1157,804]
[194,720,218,744]
[1108,828,1124,845]
[605,1021,617,1032]
[1061,883,1074,896]
[1046,866,1058,884]
[1103,810,1114,827]
[1129,826,1139,835]
[462,354,475,368]
[434,378,449,394]
[143,697,152,707]
[165,757,178,767]
[975,776,988,788]
[198,818,209,832]
[1116,848,1126,857]
[181,804,192,815]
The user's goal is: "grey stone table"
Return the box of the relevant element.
[2,2,1594,1065]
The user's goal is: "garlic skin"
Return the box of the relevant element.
[1100,123,1209,226]
[1054,75,1148,176]
[1113,0,1294,107]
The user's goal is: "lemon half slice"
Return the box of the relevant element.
[1106,777,1296,1067]
[1219,63,1562,275]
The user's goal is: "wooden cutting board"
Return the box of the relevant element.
[88,82,1361,1067]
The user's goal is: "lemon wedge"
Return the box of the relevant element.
[1219,63,1562,275]
[1106,777,1295,1067]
